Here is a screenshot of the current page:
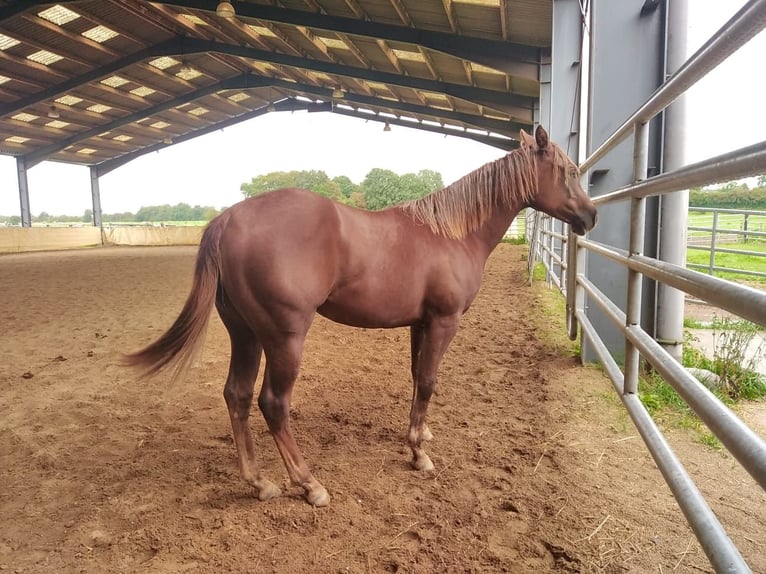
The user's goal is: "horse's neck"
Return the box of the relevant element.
[467,201,523,259]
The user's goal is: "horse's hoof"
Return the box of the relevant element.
[257,480,281,501]
[412,454,434,472]
[306,485,330,507]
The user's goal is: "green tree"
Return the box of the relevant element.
[82,209,93,223]
[332,175,358,199]
[757,174,766,187]
[241,170,343,201]
[361,168,444,210]
[361,168,403,210]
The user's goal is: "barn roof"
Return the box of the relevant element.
[0,0,551,176]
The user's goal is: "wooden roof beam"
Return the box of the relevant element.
[160,0,543,78]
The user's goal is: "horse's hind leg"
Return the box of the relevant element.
[408,315,460,471]
[259,334,330,507]
[219,307,281,501]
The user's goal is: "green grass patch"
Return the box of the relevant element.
[639,322,766,448]
[687,242,766,283]
[528,270,580,358]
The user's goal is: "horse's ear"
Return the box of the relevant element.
[535,125,550,150]
[519,129,535,148]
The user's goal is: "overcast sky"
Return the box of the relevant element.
[0,0,763,217]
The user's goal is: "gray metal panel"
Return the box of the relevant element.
[550,0,583,157]
[583,0,665,362]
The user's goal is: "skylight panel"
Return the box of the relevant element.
[150,121,170,129]
[27,50,64,65]
[86,104,110,114]
[149,56,180,70]
[46,120,70,129]
[471,62,505,75]
[176,67,202,81]
[5,136,29,144]
[247,24,277,37]
[12,113,39,122]
[56,95,83,106]
[392,49,426,63]
[113,134,133,142]
[366,81,391,92]
[38,5,80,25]
[317,36,349,50]
[187,106,208,116]
[130,86,156,97]
[180,14,207,26]
[82,25,118,43]
[0,33,20,51]
[0,75,10,85]
[77,148,97,155]
[227,92,249,102]
[453,0,499,5]
[101,75,129,88]
[423,92,450,101]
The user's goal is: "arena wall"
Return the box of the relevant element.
[0,226,203,253]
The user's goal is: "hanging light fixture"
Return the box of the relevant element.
[332,86,345,98]
[216,1,235,18]
[266,102,276,112]
[163,136,173,144]
[383,121,391,132]
[47,104,60,119]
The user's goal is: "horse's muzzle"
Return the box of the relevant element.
[572,209,598,236]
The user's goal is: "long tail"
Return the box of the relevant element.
[124,214,228,381]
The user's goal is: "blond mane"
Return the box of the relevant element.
[399,142,576,240]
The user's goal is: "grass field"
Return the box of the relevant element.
[687,242,766,283]
[688,210,766,240]
[687,210,766,283]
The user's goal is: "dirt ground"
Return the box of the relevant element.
[1,244,764,574]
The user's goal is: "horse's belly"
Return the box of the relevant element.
[317,293,420,329]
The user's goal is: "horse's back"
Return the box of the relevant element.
[215,189,343,316]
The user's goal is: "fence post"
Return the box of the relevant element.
[624,122,649,396]
[709,211,719,275]
[743,213,750,243]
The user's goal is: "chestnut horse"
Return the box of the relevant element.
[126,126,597,507]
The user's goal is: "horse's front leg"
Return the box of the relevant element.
[407,314,459,471]
[410,323,433,443]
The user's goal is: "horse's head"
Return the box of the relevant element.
[521,126,597,236]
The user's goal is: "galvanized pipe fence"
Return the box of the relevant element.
[528,1,766,572]
[687,207,766,279]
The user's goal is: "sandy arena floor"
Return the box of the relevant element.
[1,243,764,573]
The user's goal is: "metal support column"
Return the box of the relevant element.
[656,0,689,361]
[582,0,664,362]
[16,157,31,228]
[89,166,103,227]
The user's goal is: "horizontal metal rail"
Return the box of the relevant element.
[593,141,766,205]
[576,307,750,573]
[581,238,766,328]
[690,207,766,217]
[687,264,766,280]
[688,245,766,258]
[576,271,766,492]
[688,228,766,240]
[580,0,766,172]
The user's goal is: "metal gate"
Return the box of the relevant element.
[531,1,766,571]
